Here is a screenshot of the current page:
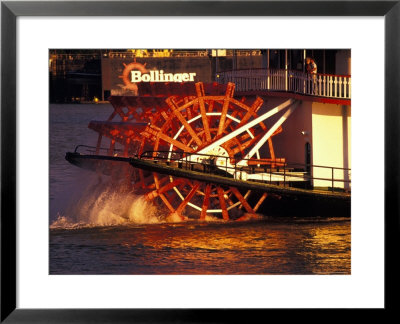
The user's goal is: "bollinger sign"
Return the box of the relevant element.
[131,70,197,83]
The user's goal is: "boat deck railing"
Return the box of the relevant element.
[73,144,125,155]
[138,151,351,192]
[72,145,351,193]
[216,68,351,100]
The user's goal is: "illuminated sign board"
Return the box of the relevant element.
[131,70,197,83]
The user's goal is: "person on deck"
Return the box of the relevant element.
[306,57,318,95]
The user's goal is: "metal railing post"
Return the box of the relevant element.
[283,163,286,187]
[270,165,272,183]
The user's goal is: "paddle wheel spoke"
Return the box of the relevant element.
[216,186,230,220]
[200,184,212,220]
[230,187,255,214]
[145,176,184,200]
[254,192,268,212]
[171,182,201,220]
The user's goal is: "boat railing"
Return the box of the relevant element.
[71,146,351,192]
[216,69,351,100]
[139,151,351,192]
[73,144,124,155]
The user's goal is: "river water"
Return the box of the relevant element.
[49,104,351,275]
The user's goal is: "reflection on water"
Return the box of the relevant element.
[50,218,350,275]
[50,104,350,275]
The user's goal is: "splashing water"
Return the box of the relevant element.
[128,196,164,224]
[50,180,165,229]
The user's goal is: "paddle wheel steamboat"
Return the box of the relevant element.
[65,49,351,221]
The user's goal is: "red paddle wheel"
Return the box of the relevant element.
[82,80,289,221]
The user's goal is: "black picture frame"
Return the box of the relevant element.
[1,0,398,322]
